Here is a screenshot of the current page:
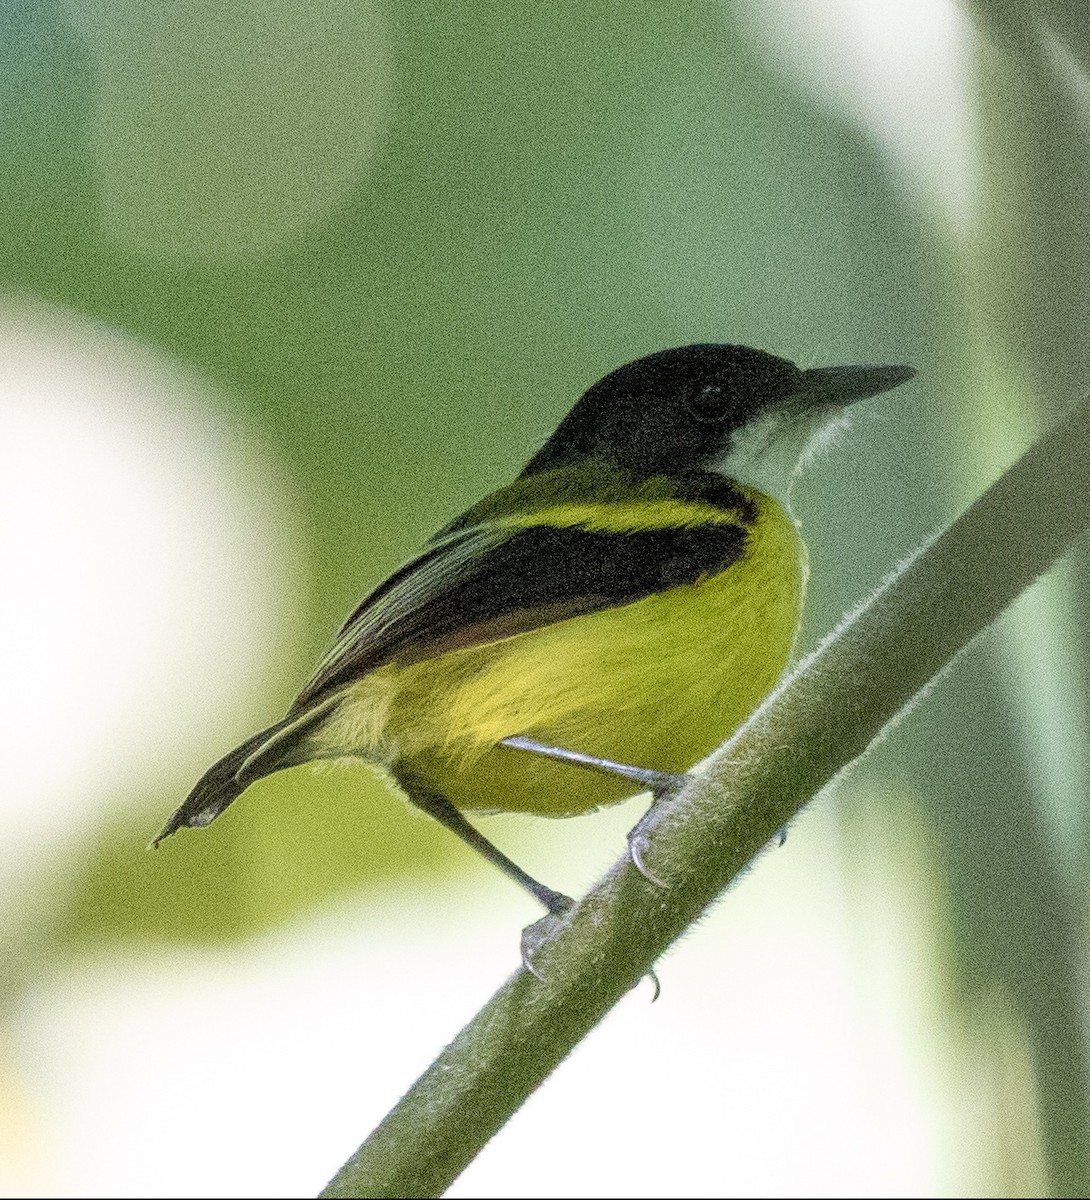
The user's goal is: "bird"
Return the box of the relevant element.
[155,344,915,920]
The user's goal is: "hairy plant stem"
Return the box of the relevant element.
[320,395,1090,1199]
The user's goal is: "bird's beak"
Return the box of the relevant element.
[793,363,916,411]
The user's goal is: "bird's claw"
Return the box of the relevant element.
[627,827,667,888]
[521,898,574,977]
[623,768,692,887]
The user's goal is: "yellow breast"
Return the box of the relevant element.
[316,489,806,816]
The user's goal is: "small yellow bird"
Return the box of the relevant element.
[156,345,914,914]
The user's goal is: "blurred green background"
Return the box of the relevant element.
[3,0,1090,1195]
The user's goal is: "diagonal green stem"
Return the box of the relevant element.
[320,395,1090,1199]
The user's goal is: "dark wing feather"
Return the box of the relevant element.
[291,518,748,712]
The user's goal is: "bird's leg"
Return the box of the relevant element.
[395,771,573,975]
[398,772,571,915]
[500,735,689,890]
[500,735,688,797]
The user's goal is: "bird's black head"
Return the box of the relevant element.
[521,344,915,480]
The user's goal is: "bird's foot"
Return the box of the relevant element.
[627,821,667,889]
[624,773,689,889]
[520,891,574,978]
[521,900,662,1001]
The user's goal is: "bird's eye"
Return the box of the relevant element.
[684,381,730,423]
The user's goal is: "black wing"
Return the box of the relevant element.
[291,517,748,711]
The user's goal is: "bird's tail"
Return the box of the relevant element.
[152,699,339,847]
[151,726,283,846]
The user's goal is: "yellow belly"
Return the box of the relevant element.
[313,490,806,816]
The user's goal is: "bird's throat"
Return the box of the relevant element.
[716,408,848,510]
